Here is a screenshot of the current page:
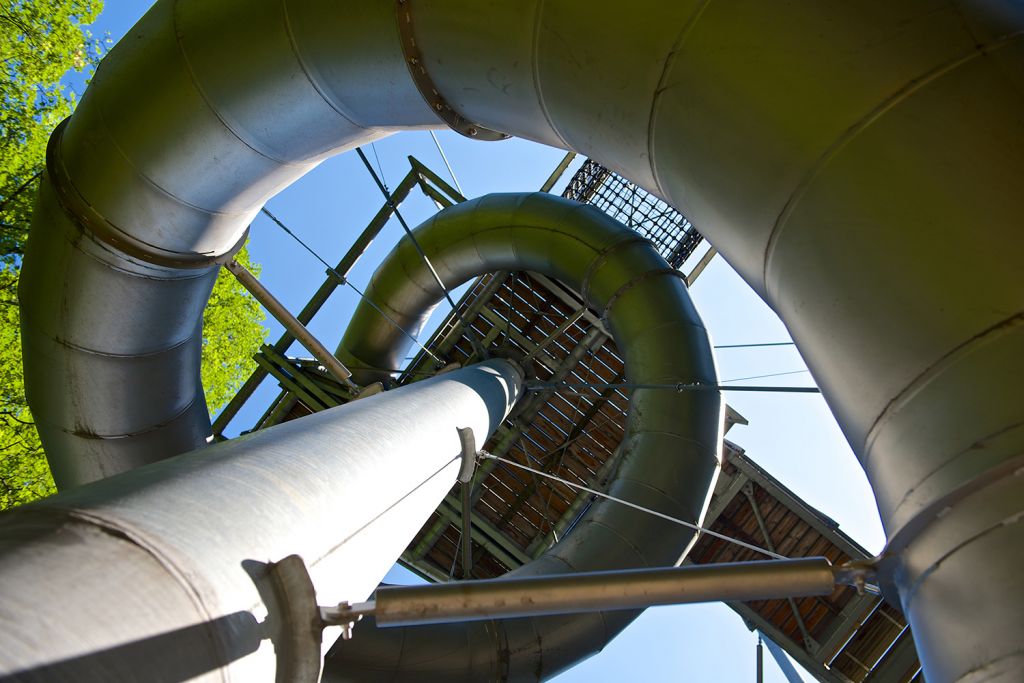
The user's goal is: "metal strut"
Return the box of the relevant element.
[321,557,876,632]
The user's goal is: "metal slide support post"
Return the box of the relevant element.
[456,427,478,578]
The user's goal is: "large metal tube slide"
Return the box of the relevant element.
[326,192,722,680]
[16,1,1024,681]
[0,359,522,680]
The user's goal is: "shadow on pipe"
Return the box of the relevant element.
[0,613,261,683]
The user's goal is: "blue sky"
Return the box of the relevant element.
[71,4,886,681]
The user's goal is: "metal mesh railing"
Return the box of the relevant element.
[562,159,703,269]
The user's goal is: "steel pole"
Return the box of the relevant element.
[327,559,837,628]
[757,635,764,683]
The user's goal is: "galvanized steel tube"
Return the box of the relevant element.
[326,192,723,681]
[16,1,1024,681]
[0,360,521,681]
[400,5,1024,679]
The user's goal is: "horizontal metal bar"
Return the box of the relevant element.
[528,382,821,394]
[253,354,326,413]
[326,558,839,628]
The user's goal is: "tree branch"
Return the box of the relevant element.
[0,169,43,213]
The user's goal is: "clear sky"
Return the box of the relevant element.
[74,4,886,681]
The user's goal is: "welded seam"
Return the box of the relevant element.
[863,309,1024,464]
[901,507,1024,609]
[888,420,1024,526]
[604,316,709,345]
[646,0,714,201]
[601,268,688,323]
[60,508,226,665]
[55,392,204,441]
[462,220,610,277]
[957,648,1024,683]
[38,329,195,360]
[529,0,571,150]
[170,0,307,168]
[613,475,718,523]
[374,245,444,312]
[624,429,719,455]
[882,451,1024,556]
[34,181,216,280]
[78,100,251,219]
[49,121,249,268]
[564,518,655,568]
[388,219,654,324]
[279,0,368,132]
[70,231,218,281]
[579,234,653,306]
[761,31,1024,297]
[387,626,405,683]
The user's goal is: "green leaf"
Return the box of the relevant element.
[1,2,266,509]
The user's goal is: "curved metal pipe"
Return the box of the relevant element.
[19,0,441,488]
[17,1,1024,681]
[325,192,723,680]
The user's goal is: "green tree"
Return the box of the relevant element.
[1,0,104,266]
[0,0,105,508]
[202,247,267,415]
[1,1,266,509]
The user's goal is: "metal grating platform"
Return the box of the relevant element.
[562,158,704,268]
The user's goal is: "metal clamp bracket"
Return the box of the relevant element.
[456,426,478,484]
[395,1,509,142]
[46,118,245,270]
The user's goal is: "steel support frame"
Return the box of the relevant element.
[685,451,859,683]
[743,483,821,654]
[212,156,464,436]
[402,319,609,578]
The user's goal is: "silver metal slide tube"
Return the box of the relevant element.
[406,5,1024,679]
[18,0,441,488]
[326,192,723,681]
[337,559,838,627]
[15,1,1024,681]
[0,359,521,681]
